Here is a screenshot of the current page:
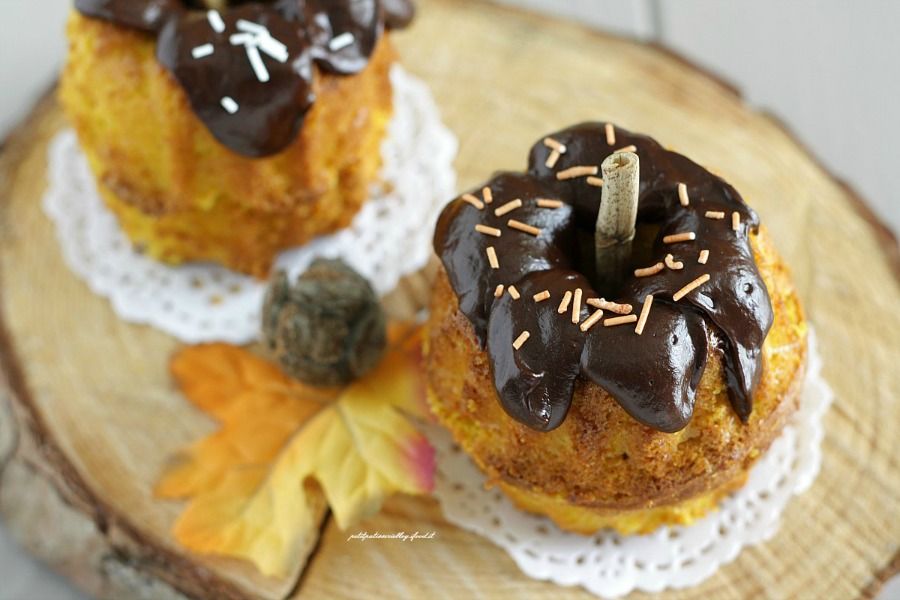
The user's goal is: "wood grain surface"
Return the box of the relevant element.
[1,0,898,598]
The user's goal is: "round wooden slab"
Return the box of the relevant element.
[2,0,898,598]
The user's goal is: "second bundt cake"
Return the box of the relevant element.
[61,1,414,276]
[427,122,807,533]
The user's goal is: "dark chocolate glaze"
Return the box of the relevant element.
[434,123,773,432]
[382,0,415,29]
[74,0,414,157]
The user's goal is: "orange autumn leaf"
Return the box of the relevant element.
[156,324,434,578]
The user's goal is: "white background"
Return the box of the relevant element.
[1,1,898,599]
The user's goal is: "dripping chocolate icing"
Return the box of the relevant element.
[74,0,414,157]
[433,123,773,432]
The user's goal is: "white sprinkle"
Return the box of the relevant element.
[220,96,239,114]
[191,43,215,59]
[329,32,355,52]
[207,10,226,34]
[229,32,255,46]
[236,19,268,35]
[231,21,290,71]
[245,45,270,82]
[258,35,289,63]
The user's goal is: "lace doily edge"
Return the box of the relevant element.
[432,329,831,598]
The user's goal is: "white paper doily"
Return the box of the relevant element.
[42,66,457,344]
[430,330,831,598]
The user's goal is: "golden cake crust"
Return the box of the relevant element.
[60,12,396,276]
[425,226,807,533]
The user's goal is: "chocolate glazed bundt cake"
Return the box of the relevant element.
[61,0,414,276]
[427,123,807,533]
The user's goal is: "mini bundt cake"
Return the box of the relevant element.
[427,123,807,533]
[61,0,414,276]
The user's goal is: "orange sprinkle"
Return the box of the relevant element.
[665,253,684,270]
[698,249,710,264]
[587,298,633,314]
[537,198,564,209]
[462,193,484,209]
[508,285,521,300]
[673,274,711,301]
[494,199,522,217]
[475,224,502,237]
[634,294,654,335]
[605,123,616,146]
[512,330,530,350]
[543,137,567,152]
[580,309,604,332]
[508,219,542,237]
[634,262,664,277]
[677,183,690,207]
[615,144,637,153]
[571,288,583,324]
[663,231,696,244]
[482,186,493,204]
[545,149,561,168]
[556,165,598,180]
[557,290,572,314]
[533,290,551,303]
[494,284,505,298]
[732,211,741,231]
[604,314,638,327]
[705,210,725,219]
[486,246,499,269]
[586,176,605,187]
